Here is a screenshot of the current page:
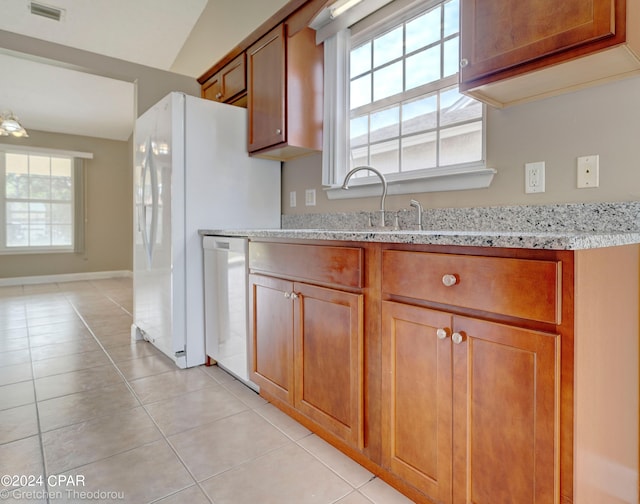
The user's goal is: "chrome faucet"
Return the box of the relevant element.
[341,166,388,227]
[410,199,423,230]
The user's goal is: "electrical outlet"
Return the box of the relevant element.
[525,161,545,193]
[289,191,296,208]
[305,189,316,206]
[577,155,599,188]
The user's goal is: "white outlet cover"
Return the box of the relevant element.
[289,191,296,208]
[525,161,545,194]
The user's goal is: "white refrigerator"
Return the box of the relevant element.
[132,92,280,368]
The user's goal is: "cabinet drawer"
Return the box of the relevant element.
[382,250,561,324]
[249,242,363,288]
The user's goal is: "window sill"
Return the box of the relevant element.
[324,165,497,200]
[0,248,75,255]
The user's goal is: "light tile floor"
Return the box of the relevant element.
[0,278,414,504]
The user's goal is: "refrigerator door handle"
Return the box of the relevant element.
[137,158,145,234]
[140,139,159,267]
[148,146,159,263]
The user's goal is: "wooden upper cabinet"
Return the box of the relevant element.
[247,24,288,154]
[247,22,323,160]
[460,0,640,107]
[201,53,247,106]
[460,0,618,83]
[202,74,222,102]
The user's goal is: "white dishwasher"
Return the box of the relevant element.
[203,235,257,390]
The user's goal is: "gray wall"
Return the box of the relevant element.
[282,74,640,214]
[0,30,201,279]
[0,131,131,278]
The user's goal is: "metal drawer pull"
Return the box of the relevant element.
[452,332,464,345]
[436,328,448,340]
[284,291,299,300]
[442,274,458,287]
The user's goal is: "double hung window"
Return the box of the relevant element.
[321,0,493,197]
[1,150,76,252]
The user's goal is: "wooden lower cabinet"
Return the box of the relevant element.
[249,271,364,448]
[382,302,560,504]
[295,282,364,448]
[249,274,294,405]
[381,302,453,502]
[451,316,560,504]
[249,240,639,504]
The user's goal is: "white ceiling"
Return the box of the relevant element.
[0,0,289,141]
[0,50,136,141]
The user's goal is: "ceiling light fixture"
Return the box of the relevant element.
[28,1,65,21]
[329,0,364,19]
[0,112,29,138]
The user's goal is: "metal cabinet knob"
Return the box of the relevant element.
[275,128,282,135]
[284,292,291,299]
[290,292,299,300]
[215,92,223,99]
[452,332,464,345]
[436,328,448,340]
[442,274,458,287]
[460,58,469,68]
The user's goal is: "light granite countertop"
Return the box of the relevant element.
[199,227,640,250]
[199,202,640,250]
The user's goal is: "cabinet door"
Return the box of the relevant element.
[201,54,246,105]
[452,316,560,504]
[247,23,286,152]
[202,73,222,102]
[295,282,364,448]
[220,53,246,102]
[460,0,619,86]
[381,301,453,502]
[249,274,294,405]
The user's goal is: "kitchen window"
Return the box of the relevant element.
[0,148,87,253]
[318,0,495,199]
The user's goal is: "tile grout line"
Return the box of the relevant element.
[33,283,147,501]
[7,280,383,504]
[2,281,203,503]
[61,283,217,504]
[24,287,61,504]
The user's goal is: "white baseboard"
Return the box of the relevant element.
[0,270,132,287]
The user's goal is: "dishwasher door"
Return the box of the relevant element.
[203,236,256,390]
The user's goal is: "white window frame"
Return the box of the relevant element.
[319,0,495,200]
[0,146,90,254]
